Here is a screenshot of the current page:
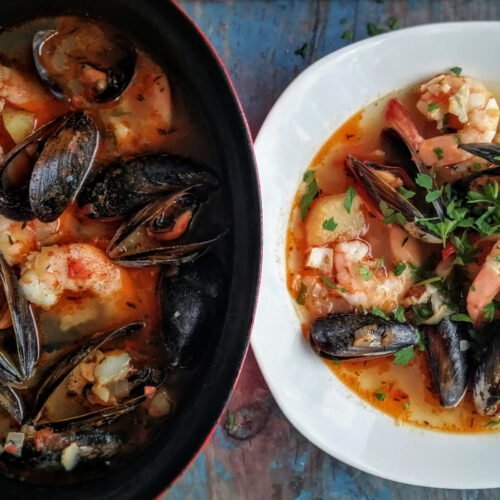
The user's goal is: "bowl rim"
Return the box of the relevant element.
[252,20,500,490]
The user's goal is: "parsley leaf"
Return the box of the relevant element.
[341,30,354,41]
[450,313,472,323]
[374,391,387,401]
[417,330,426,352]
[484,302,497,321]
[427,102,440,112]
[450,66,462,76]
[367,22,386,36]
[433,147,444,160]
[344,186,356,214]
[294,43,308,59]
[295,283,307,305]
[485,420,500,428]
[299,171,319,220]
[397,186,416,199]
[425,189,442,203]
[322,217,337,231]
[415,173,433,190]
[393,306,406,323]
[371,307,389,320]
[320,276,347,293]
[359,265,373,281]
[393,262,407,276]
[394,346,415,366]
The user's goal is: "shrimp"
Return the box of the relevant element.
[333,240,412,312]
[467,241,500,326]
[416,74,500,168]
[20,243,133,310]
[0,64,67,123]
[0,215,37,266]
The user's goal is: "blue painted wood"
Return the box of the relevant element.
[165,1,500,498]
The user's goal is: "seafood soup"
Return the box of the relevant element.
[0,15,227,482]
[287,69,500,432]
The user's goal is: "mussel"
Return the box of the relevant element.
[33,22,136,104]
[0,385,25,424]
[425,319,469,408]
[345,155,443,243]
[459,143,500,165]
[32,322,163,431]
[79,154,219,219]
[0,112,99,222]
[0,255,40,387]
[160,254,224,367]
[310,313,418,359]
[106,188,223,267]
[473,320,500,417]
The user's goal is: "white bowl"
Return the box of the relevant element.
[252,22,500,489]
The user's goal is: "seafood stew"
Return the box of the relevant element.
[0,11,234,487]
[288,69,500,432]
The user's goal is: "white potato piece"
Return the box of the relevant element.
[305,193,367,247]
[2,106,35,143]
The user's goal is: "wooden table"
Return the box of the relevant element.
[167,1,499,498]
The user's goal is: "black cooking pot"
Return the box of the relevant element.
[0,1,261,498]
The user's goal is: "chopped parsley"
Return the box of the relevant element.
[321,276,347,293]
[485,420,500,428]
[322,217,337,231]
[367,22,386,36]
[397,186,416,199]
[450,66,462,76]
[295,282,307,305]
[299,171,319,220]
[371,306,389,320]
[359,265,373,281]
[394,346,415,366]
[433,147,444,161]
[393,306,406,323]
[344,186,356,214]
[341,30,354,41]
[450,313,473,323]
[484,302,498,321]
[294,42,308,59]
[415,173,433,190]
[403,401,411,410]
[417,330,426,352]
[393,262,407,276]
[427,102,440,113]
[414,275,442,287]
[379,201,407,225]
[425,189,442,203]
[374,391,387,401]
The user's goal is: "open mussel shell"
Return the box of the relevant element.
[161,253,224,367]
[32,322,144,424]
[473,320,500,417]
[80,153,219,219]
[0,385,25,424]
[0,115,67,221]
[310,313,418,359]
[459,143,500,165]
[29,111,99,222]
[453,165,500,194]
[425,319,469,408]
[345,155,442,244]
[33,26,136,104]
[0,255,40,384]
[107,189,199,258]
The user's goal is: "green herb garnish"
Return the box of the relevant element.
[393,306,406,323]
[299,171,319,220]
[359,265,373,281]
[427,102,440,113]
[374,391,387,401]
[450,66,462,76]
[322,217,337,231]
[433,147,444,161]
[394,346,415,366]
[344,186,356,214]
[371,307,389,320]
[295,282,307,305]
[415,173,433,190]
[450,313,473,323]
[393,262,407,277]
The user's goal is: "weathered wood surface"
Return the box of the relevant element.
[167,1,500,498]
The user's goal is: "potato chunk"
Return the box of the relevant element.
[305,193,367,247]
[2,106,35,143]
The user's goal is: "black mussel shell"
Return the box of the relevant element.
[107,189,199,258]
[345,155,442,243]
[453,165,500,194]
[33,25,136,104]
[29,111,99,222]
[0,385,25,424]
[32,322,144,423]
[310,313,418,359]
[80,154,219,219]
[459,143,500,165]
[0,116,67,221]
[0,255,40,384]
[425,319,469,408]
[473,320,500,416]
[160,254,224,367]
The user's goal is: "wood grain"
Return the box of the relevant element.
[166,1,500,498]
